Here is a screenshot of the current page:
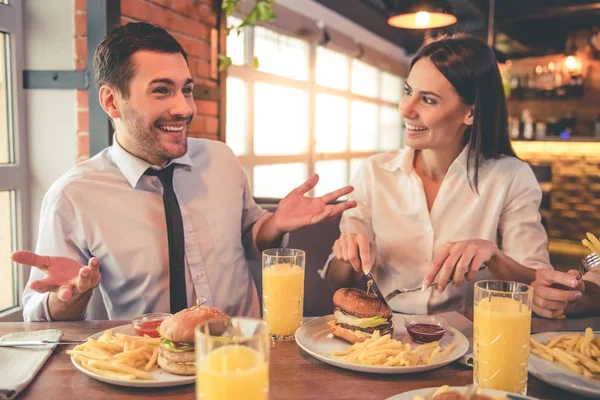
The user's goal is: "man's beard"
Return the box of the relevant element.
[121,104,189,163]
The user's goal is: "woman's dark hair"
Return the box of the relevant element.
[411,33,516,191]
[93,22,187,98]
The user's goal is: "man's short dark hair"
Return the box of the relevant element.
[93,22,187,97]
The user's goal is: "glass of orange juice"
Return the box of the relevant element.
[262,248,305,340]
[196,317,270,400]
[474,280,533,395]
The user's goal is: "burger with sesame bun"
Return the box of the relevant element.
[328,288,393,344]
[157,305,230,375]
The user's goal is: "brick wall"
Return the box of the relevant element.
[74,0,221,161]
[514,141,600,241]
[75,0,88,161]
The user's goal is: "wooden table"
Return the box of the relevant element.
[2,315,600,400]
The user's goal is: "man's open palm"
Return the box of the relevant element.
[12,251,100,301]
[274,174,357,232]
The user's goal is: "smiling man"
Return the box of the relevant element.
[16,23,356,321]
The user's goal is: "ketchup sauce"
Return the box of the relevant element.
[405,322,447,343]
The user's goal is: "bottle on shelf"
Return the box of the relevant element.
[522,109,534,140]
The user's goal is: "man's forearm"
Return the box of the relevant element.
[571,281,600,316]
[325,258,363,290]
[487,250,538,284]
[48,291,93,321]
[255,213,285,252]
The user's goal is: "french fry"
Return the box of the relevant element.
[82,363,136,381]
[113,345,152,361]
[144,347,159,371]
[334,329,453,368]
[426,346,442,364]
[531,348,554,362]
[547,333,574,348]
[433,343,456,361]
[67,349,110,361]
[365,334,392,349]
[554,347,579,364]
[569,352,600,373]
[547,347,583,374]
[530,337,546,352]
[431,385,450,397]
[413,341,440,353]
[530,329,600,380]
[582,238,596,254]
[68,329,162,381]
[586,232,600,254]
[331,349,351,356]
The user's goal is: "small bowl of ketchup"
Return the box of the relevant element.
[131,313,172,338]
[404,315,448,344]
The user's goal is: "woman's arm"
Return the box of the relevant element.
[321,162,375,289]
[424,162,550,291]
[487,247,537,283]
[495,162,552,279]
[325,258,364,289]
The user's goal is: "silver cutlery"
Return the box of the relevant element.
[364,271,391,307]
[385,264,489,302]
[0,340,83,347]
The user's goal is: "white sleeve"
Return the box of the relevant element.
[22,190,89,321]
[498,162,552,270]
[236,159,289,260]
[319,161,375,279]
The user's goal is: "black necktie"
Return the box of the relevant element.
[145,164,187,313]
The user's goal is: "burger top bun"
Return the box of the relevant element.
[333,288,393,319]
[159,305,230,343]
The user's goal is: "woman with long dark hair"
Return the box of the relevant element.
[321,34,551,317]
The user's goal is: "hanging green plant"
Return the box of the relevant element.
[220,0,276,71]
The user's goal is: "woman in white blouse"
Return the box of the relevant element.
[321,34,552,317]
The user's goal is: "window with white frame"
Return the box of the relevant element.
[0,0,27,318]
[225,17,404,198]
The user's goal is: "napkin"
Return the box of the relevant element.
[0,329,63,399]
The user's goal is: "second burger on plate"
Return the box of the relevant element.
[157,305,230,375]
[329,287,393,344]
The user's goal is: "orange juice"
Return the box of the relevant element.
[196,345,269,400]
[262,263,305,338]
[474,296,531,394]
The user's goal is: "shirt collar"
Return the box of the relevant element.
[111,134,194,188]
[379,145,470,174]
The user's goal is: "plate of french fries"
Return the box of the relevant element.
[295,314,468,374]
[68,324,195,387]
[386,385,536,399]
[528,329,600,397]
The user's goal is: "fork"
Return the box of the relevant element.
[384,264,488,302]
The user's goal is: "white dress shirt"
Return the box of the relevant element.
[320,146,552,317]
[23,137,268,321]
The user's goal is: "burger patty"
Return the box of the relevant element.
[158,346,195,363]
[336,321,393,334]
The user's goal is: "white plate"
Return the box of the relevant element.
[295,314,469,374]
[70,324,195,387]
[529,330,600,398]
[386,386,537,399]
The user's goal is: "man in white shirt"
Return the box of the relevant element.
[15,23,356,321]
